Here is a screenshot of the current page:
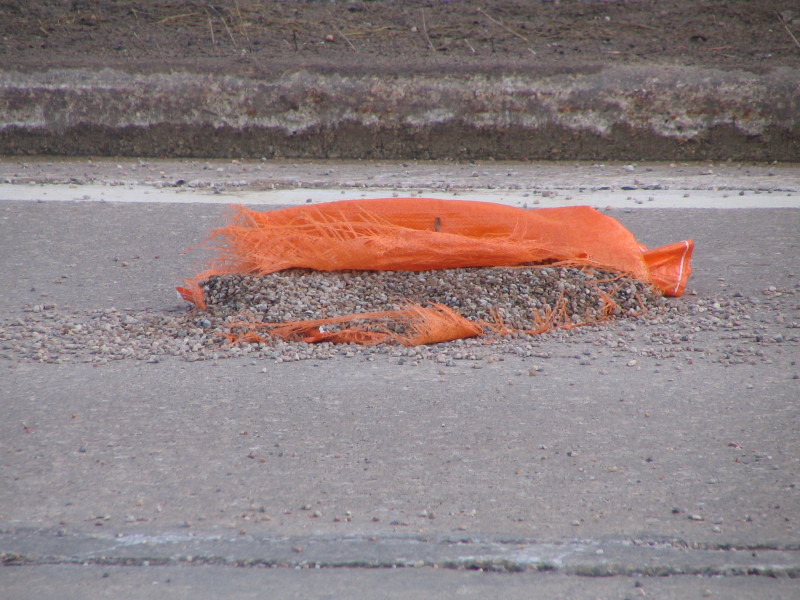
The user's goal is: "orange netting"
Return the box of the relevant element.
[220,303,485,347]
[178,198,693,345]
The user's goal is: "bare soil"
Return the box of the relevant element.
[3,0,799,74]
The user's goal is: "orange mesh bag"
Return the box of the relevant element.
[222,303,485,347]
[178,198,693,344]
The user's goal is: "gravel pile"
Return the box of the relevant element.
[200,266,664,330]
[1,267,796,366]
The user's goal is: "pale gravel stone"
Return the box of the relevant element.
[200,266,663,331]
[0,271,796,366]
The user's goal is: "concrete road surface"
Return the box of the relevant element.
[1,159,798,598]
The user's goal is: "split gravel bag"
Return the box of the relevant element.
[178,198,693,345]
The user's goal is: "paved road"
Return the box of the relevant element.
[1,160,798,598]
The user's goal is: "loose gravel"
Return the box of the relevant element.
[1,267,797,367]
[200,266,662,331]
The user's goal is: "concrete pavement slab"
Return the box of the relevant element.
[1,161,798,595]
[2,345,797,542]
[2,564,797,600]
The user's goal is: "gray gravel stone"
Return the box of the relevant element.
[0,269,796,367]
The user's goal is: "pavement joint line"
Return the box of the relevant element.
[2,530,799,577]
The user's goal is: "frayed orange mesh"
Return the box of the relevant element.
[221,303,483,347]
[218,291,622,349]
[180,199,693,301]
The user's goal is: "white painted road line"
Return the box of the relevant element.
[1,183,799,209]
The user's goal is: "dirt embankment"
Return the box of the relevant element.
[2,1,799,160]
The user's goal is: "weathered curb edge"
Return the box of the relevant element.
[1,65,798,161]
[2,529,799,577]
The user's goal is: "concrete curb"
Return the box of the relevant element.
[1,64,798,161]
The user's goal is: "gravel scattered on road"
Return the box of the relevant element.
[1,267,797,367]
